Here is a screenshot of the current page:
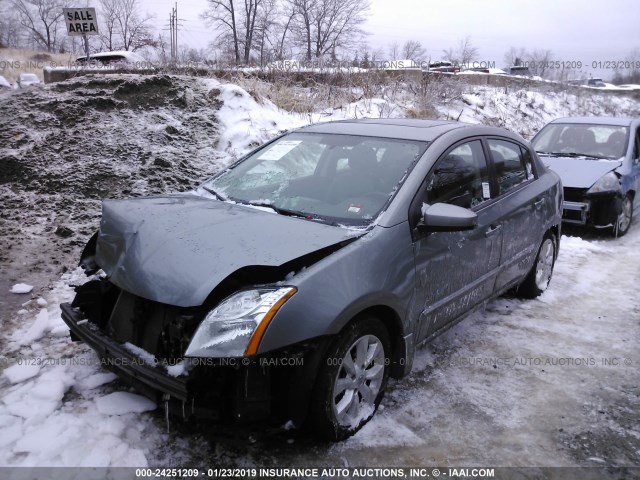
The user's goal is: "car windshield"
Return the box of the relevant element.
[532,123,629,160]
[202,132,427,226]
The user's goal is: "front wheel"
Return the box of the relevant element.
[307,316,390,441]
[613,194,633,237]
[517,233,557,299]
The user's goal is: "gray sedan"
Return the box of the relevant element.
[61,119,562,440]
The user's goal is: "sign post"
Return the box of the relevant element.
[62,8,99,61]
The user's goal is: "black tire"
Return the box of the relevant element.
[613,194,633,237]
[307,316,391,441]
[517,233,557,299]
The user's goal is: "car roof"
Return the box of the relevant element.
[547,116,636,127]
[295,118,512,142]
[77,51,144,61]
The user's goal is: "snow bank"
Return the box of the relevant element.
[206,80,307,159]
[0,269,161,467]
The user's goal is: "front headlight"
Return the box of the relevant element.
[184,287,296,358]
[587,172,620,194]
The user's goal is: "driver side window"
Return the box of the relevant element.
[425,140,491,209]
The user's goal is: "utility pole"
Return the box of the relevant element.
[168,3,178,63]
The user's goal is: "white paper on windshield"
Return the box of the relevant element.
[482,182,490,199]
[258,140,302,160]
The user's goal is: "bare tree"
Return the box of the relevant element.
[526,49,553,78]
[241,0,263,64]
[10,0,68,52]
[610,48,640,84]
[457,36,477,65]
[401,39,426,61]
[504,46,526,67]
[387,42,400,59]
[0,9,22,47]
[273,1,296,60]
[443,36,478,66]
[114,0,155,51]
[370,46,384,63]
[288,0,370,60]
[99,0,119,51]
[252,0,277,65]
[202,0,269,65]
[96,0,155,52]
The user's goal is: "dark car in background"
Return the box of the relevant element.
[532,117,640,236]
[61,119,562,440]
[427,61,460,73]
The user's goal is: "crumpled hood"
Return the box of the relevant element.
[96,194,361,307]
[541,155,622,189]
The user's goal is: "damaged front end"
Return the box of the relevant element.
[562,172,624,228]
[60,194,360,427]
[61,276,330,426]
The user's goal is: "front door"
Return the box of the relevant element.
[412,139,503,342]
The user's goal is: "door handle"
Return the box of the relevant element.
[534,198,544,209]
[485,224,502,237]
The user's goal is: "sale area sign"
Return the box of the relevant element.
[63,8,99,36]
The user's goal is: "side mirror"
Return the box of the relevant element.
[419,203,478,232]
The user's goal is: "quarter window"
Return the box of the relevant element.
[488,139,533,195]
[426,140,491,209]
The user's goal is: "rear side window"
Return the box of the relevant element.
[488,139,533,195]
[426,140,491,209]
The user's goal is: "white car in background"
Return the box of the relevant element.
[75,50,147,67]
[16,73,41,88]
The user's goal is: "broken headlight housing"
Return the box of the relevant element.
[587,172,620,194]
[184,287,296,358]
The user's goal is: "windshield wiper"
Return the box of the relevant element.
[201,185,227,201]
[537,151,605,159]
[242,201,318,220]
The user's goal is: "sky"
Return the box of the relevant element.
[142,0,639,73]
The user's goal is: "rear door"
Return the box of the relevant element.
[411,139,503,341]
[486,138,547,291]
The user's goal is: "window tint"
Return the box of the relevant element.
[488,139,532,195]
[426,140,491,209]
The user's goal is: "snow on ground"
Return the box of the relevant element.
[9,284,33,294]
[2,228,636,468]
[1,73,639,468]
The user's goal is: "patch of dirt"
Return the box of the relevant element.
[0,74,226,325]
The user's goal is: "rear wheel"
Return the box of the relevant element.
[517,233,556,299]
[307,316,390,441]
[613,194,633,237]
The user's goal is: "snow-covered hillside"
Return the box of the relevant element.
[1,74,639,469]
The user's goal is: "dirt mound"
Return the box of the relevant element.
[0,74,226,314]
